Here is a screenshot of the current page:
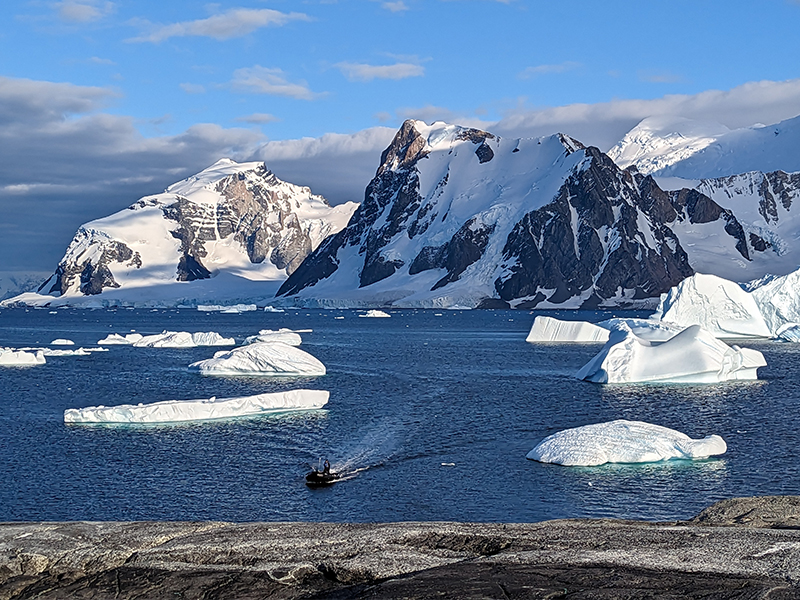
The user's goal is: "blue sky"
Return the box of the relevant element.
[2,0,800,272]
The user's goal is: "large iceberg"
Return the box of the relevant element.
[576,324,765,383]
[242,329,303,347]
[526,316,609,343]
[526,316,682,344]
[0,348,46,366]
[750,268,800,336]
[188,342,326,376]
[654,273,772,339]
[64,389,329,424]
[527,419,727,466]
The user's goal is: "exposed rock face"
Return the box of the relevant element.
[37,160,357,298]
[280,121,738,309]
[2,497,799,599]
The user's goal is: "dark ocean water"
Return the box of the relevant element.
[1,307,798,523]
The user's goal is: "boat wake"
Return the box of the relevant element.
[328,418,401,482]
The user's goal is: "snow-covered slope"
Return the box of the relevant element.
[612,114,800,179]
[608,116,731,175]
[20,160,356,306]
[276,120,721,309]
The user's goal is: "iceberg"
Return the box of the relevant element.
[526,316,609,343]
[263,306,285,313]
[0,348,46,366]
[50,339,75,346]
[750,268,800,336]
[576,324,765,383]
[188,342,326,376]
[98,333,144,345]
[775,323,800,342]
[526,316,683,344]
[21,347,108,357]
[129,331,235,348]
[654,273,771,339]
[527,419,727,466]
[360,310,391,318]
[64,389,329,424]
[242,329,303,346]
[197,304,258,313]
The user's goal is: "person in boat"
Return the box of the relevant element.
[322,459,331,475]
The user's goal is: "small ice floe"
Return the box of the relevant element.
[50,339,75,346]
[197,304,258,313]
[0,348,46,366]
[334,316,345,320]
[527,420,727,466]
[64,389,329,424]
[22,347,104,357]
[360,310,391,318]
[188,342,326,376]
[242,329,303,347]
[576,324,765,383]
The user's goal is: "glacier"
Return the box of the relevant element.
[188,342,326,376]
[527,419,727,466]
[576,324,765,383]
[64,389,329,424]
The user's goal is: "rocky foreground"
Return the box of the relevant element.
[2,496,799,599]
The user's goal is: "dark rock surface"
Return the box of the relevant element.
[2,497,799,599]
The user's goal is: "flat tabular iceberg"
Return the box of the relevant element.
[360,310,391,318]
[654,273,772,339]
[526,316,609,343]
[188,342,326,376]
[576,324,765,383]
[197,304,258,313]
[99,331,234,347]
[526,316,683,344]
[242,329,303,346]
[64,389,329,424]
[0,348,46,366]
[527,419,727,466]
[50,339,74,346]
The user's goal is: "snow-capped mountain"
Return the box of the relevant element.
[30,159,357,304]
[608,116,730,175]
[276,120,761,309]
[0,272,50,301]
[611,113,800,179]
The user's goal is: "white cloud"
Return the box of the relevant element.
[0,76,262,271]
[335,62,424,82]
[179,83,206,94]
[395,104,493,129]
[89,56,115,65]
[236,113,279,124]
[230,66,319,100]
[638,70,685,84]
[518,61,581,79]
[251,127,397,204]
[493,79,800,150]
[54,1,114,23]
[128,8,309,43]
[381,1,409,12]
